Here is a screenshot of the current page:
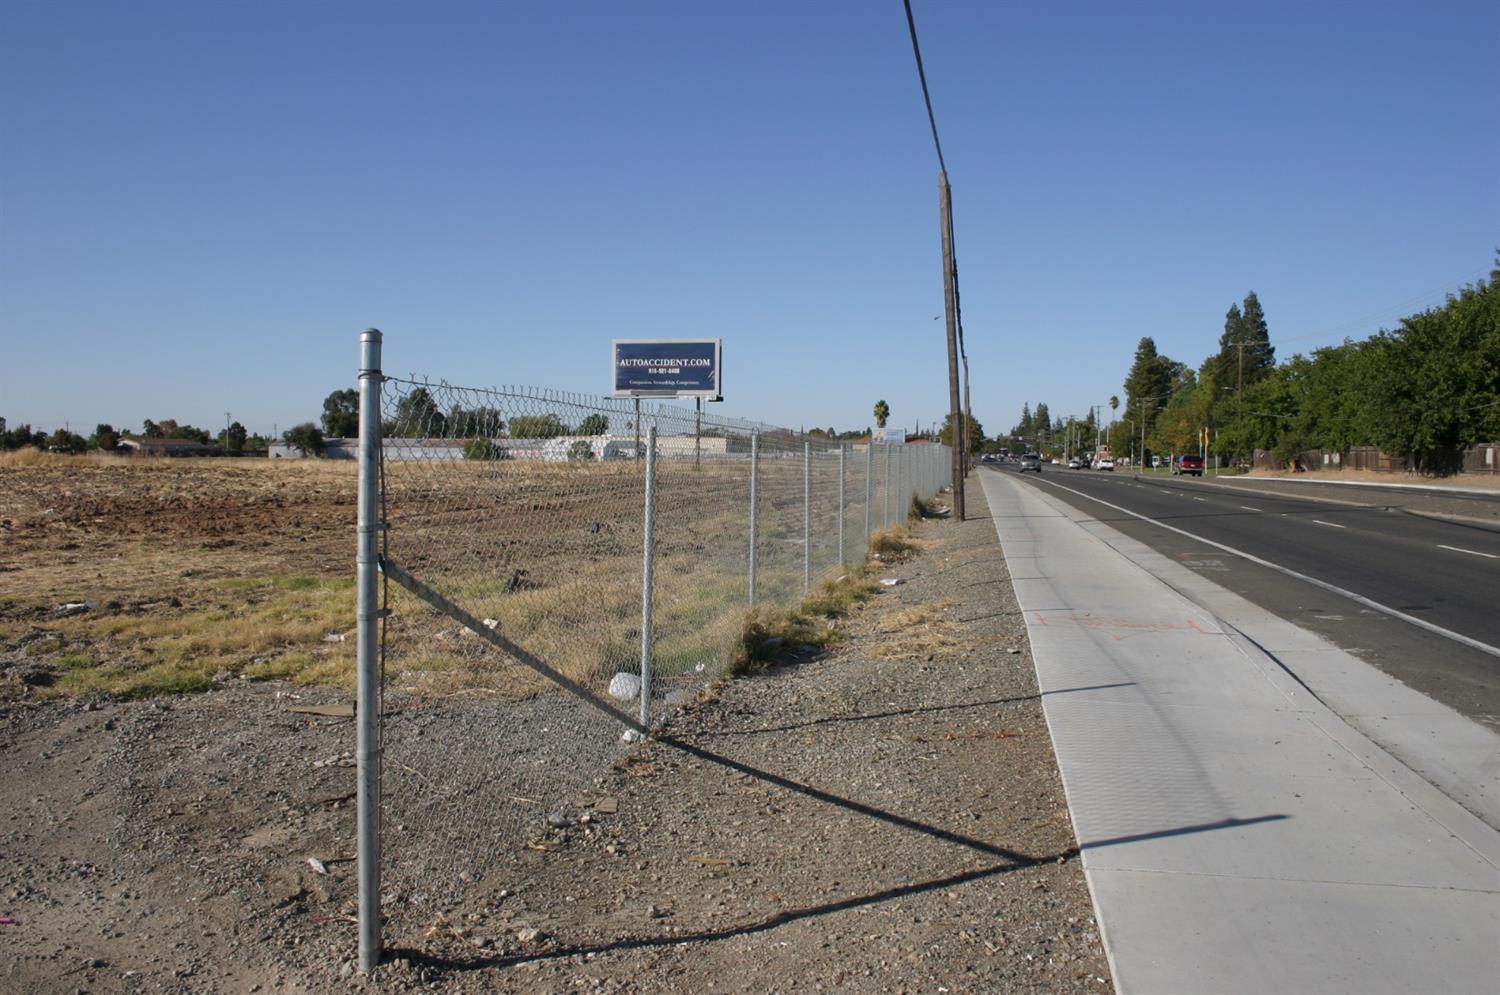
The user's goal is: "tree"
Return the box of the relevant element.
[389,388,446,438]
[322,389,359,438]
[873,400,890,429]
[1237,291,1276,382]
[283,422,325,456]
[46,428,88,454]
[577,413,609,436]
[221,421,248,454]
[462,437,510,461]
[1123,337,1172,446]
[1358,266,1499,471]
[509,413,567,439]
[446,405,505,439]
[89,424,119,451]
[142,419,162,438]
[938,412,985,453]
[2,422,44,450]
[1015,402,1033,441]
[567,439,596,462]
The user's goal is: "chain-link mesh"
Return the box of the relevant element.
[371,376,949,936]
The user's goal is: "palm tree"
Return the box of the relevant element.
[1108,395,1119,446]
[873,400,890,429]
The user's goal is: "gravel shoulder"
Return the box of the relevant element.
[0,476,1113,994]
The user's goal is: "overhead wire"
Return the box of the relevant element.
[902,0,947,175]
[1273,267,1490,347]
[902,0,970,440]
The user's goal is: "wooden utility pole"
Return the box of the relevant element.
[1237,340,1245,467]
[939,172,964,520]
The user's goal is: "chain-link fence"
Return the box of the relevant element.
[351,331,951,966]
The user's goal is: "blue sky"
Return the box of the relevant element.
[3,1,1495,440]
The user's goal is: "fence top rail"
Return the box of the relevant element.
[381,376,948,455]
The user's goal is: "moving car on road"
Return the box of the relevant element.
[1173,454,1204,476]
[1019,453,1043,473]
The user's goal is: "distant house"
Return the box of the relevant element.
[119,437,220,457]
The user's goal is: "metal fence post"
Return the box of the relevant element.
[837,444,846,566]
[876,444,888,528]
[803,441,812,592]
[355,328,383,974]
[640,427,658,730]
[864,441,873,553]
[748,431,759,606]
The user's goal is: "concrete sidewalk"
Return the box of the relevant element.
[979,470,1500,995]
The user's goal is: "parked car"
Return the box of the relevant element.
[1173,454,1204,476]
[1151,456,1163,468]
[1019,453,1043,473]
[1067,458,1082,469]
[1097,458,1115,471]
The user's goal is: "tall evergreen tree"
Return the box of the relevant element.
[1213,303,1244,388]
[1239,291,1275,382]
[1123,337,1173,447]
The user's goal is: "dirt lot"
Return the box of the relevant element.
[0,464,1112,994]
[0,455,359,698]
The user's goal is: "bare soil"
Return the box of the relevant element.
[0,473,1112,994]
[0,457,359,698]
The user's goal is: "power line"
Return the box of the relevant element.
[902,0,947,175]
[1274,267,1489,347]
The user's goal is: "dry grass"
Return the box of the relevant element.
[869,527,922,562]
[875,599,955,633]
[871,598,970,661]
[2,452,940,700]
[20,575,357,699]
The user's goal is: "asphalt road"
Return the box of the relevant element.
[988,463,1500,729]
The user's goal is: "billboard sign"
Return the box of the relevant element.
[612,339,723,399]
[876,427,906,444]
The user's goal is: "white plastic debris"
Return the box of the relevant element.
[879,578,905,587]
[608,672,641,701]
[322,633,345,643]
[621,729,644,743]
[55,602,96,616]
[306,857,329,875]
[482,618,499,629]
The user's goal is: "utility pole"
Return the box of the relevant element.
[1237,340,1245,468]
[939,172,964,520]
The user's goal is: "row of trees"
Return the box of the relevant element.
[0,417,265,455]
[1115,263,1498,471]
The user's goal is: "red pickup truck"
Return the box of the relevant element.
[1173,454,1204,476]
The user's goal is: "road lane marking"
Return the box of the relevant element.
[1239,505,1261,512]
[1438,544,1498,560]
[1313,520,1346,529]
[1024,475,1500,661]
[1193,497,1207,502]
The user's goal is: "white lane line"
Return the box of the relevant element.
[1438,544,1499,560]
[1312,520,1346,529]
[1193,497,1207,502]
[1028,475,1500,661]
[1239,505,1262,512]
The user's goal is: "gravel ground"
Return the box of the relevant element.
[0,476,1113,994]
